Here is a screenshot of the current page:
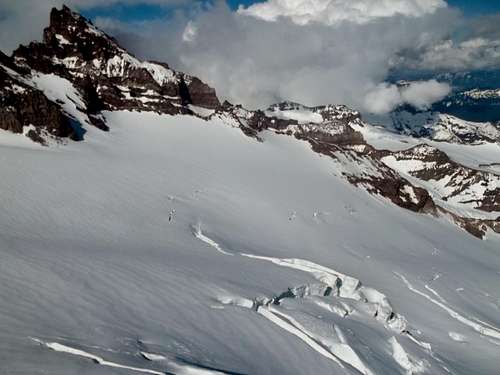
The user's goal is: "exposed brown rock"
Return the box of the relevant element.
[437,207,500,239]
[383,144,500,214]
[0,64,81,144]
[185,77,220,109]
[13,5,220,116]
[349,173,437,214]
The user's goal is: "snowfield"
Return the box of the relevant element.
[1,111,499,374]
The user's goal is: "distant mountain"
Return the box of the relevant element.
[432,87,500,124]
[390,107,500,144]
[392,70,500,123]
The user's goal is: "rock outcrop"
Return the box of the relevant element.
[13,6,220,115]
[1,5,220,143]
[0,53,80,143]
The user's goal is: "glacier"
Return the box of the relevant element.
[0,110,499,374]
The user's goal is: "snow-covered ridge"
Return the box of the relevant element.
[461,89,500,100]
[54,49,179,88]
[266,101,362,125]
[382,144,500,219]
[210,100,499,238]
[391,110,500,144]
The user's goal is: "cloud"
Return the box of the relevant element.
[399,37,500,72]
[0,0,496,114]
[109,0,457,112]
[364,80,450,114]
[182,20,198,42]
[401,80,450,108]
[363,84,403,114]
[239,0,447,25]
[394,12,500,72]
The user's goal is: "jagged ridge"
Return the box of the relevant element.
[1,5,220,143]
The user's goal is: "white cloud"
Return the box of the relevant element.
[364,80,450,114]
[182,21,198,43]
[401,80,450,108]
[0,0,493,115]
[364,83,404,114]
[403,38,500,71]
[117,1,456,112]
[239,0,447,25]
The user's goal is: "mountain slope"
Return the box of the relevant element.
[390,109,500,145]
[1,6,500,375]
[0,6,498,236]
[1,110,500,375]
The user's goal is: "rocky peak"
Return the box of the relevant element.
[315,104,362,124]
[0,6,222,144]
[15,5,124,74]
[12,6,220,114]
[41,5,125,67]
[45,5,120,49]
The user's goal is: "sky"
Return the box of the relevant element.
[0,0,499,113]
[79,0,500,21]
[80,1,260,21]
[447,0,500,15]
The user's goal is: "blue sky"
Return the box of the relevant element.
[82,0,500,22]
[448,0,500,15]
[82,1,255,22]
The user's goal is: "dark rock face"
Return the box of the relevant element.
[211,103,296,140]
[0,57,79,144]
[1,5,221,142]
[185,77,220,109]
[13,5,220,115]
[385,145,500,214]
[481,189,500,213]
[292,123,365,146]
[0,51,28,75]
[302,133,436,215]
[371,144,500,238]
[345,164,437,215]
